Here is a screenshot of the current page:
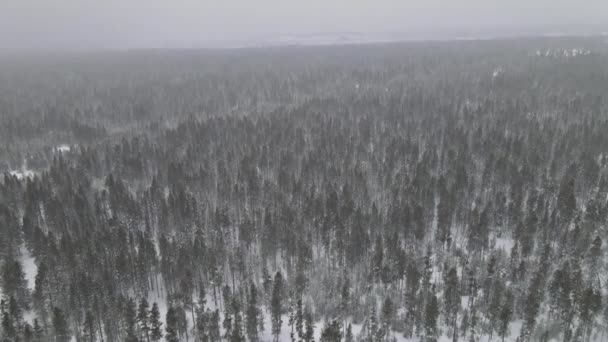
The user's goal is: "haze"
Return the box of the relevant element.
[2,0,608,51]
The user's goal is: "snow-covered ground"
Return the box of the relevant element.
[19,246,38,291]
[0,259,565,342]
[8,159,35,180]
[55,144,72,153]
[493,236,515,252]
[19,246,38,325]
[9,169,35,180]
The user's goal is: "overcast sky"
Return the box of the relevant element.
[2,0,607,51]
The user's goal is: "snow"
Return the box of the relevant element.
[19,246,38,325]
[492,67,504,79]
[19,246,37,291]
[259,312,314,342]
[23,311,36,325]
[533,47,591,59]
[9,169,35,180]
[55,144,71,153]
[9,159,35,180]
[494,237,515,252]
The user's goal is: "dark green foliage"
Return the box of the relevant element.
[165,307,179,342]
[246,283,260,342]
[424,291,439,342]
[125,298,140,342]
[271,272,284,342]
[149,303,163,342]
[320,320,342,342]
[0,38,607,342]
[52,307,70,342]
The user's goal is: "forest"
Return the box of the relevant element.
[0,36,608,342]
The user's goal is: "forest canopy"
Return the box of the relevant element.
[0,36,607,342]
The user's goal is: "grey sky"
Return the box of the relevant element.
[2,0,607,51]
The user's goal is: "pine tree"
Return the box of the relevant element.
[2,259,29,309]
[83,311,96,342]
[372,235,384,282]
[149,303,163,342]
[345,323,354,342]
[381,297,394,336]
[196,284,209,341]
[271,272,284,342]
[137,298,151,342]
[468,307,478,342]
[295,298,304,340]
[497,291,513,342]
[7,295,22,329]
[52,307,70,342]
[320,320,342,342]
[520,273,543,341]
[223,284,233,339]
[437,180,452,247]
[404,261,420,338]
[587,236,602,284]
[2,308,17,340]
[125,297,140,342]
[460,309,469,340]
[165,307,179,342]
[23,322,34,342]
[262,266,273,301]
[577,287,602,341]
[487,278,504,341]
[557,173,576,224]
[340,277,350,319]
[246,283,260,342]
[288,297,296,342]
[208,310,221,341]
[424,291,439,342]
[303,309,315,342]
[230,296,245,342]
[368,304,379,341]
[33,318,45,342]
[443,267,460,342]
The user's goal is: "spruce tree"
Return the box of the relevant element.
[443,267,460,342]
[208,310,221,341]
[33,319,45,342]
[52,307,70,342]
[137,298,151,342]
[165,307,179,342]
[295,298,304,340]
[345,323,354,342]
[223,285,233,339]
[149,303,163,342]
[498,291,513,342]
[246,283,260,342]
[2,309,16,341]
[196,284,209,341]
[83,311,96,342]
[320,320,342,342]
[125,297,140,342]
[424,291,439,342]
[303,309,315,342]
[230,295,244,342]
[23,322,34,342]
[2,259,29,309]
[271,272,284,342]
[381,297,394,336]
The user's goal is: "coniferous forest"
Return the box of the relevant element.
[1,37,608,341]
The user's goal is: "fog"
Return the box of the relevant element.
[2,0,608,51]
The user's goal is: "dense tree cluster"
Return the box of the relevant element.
[1,37,608,341]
